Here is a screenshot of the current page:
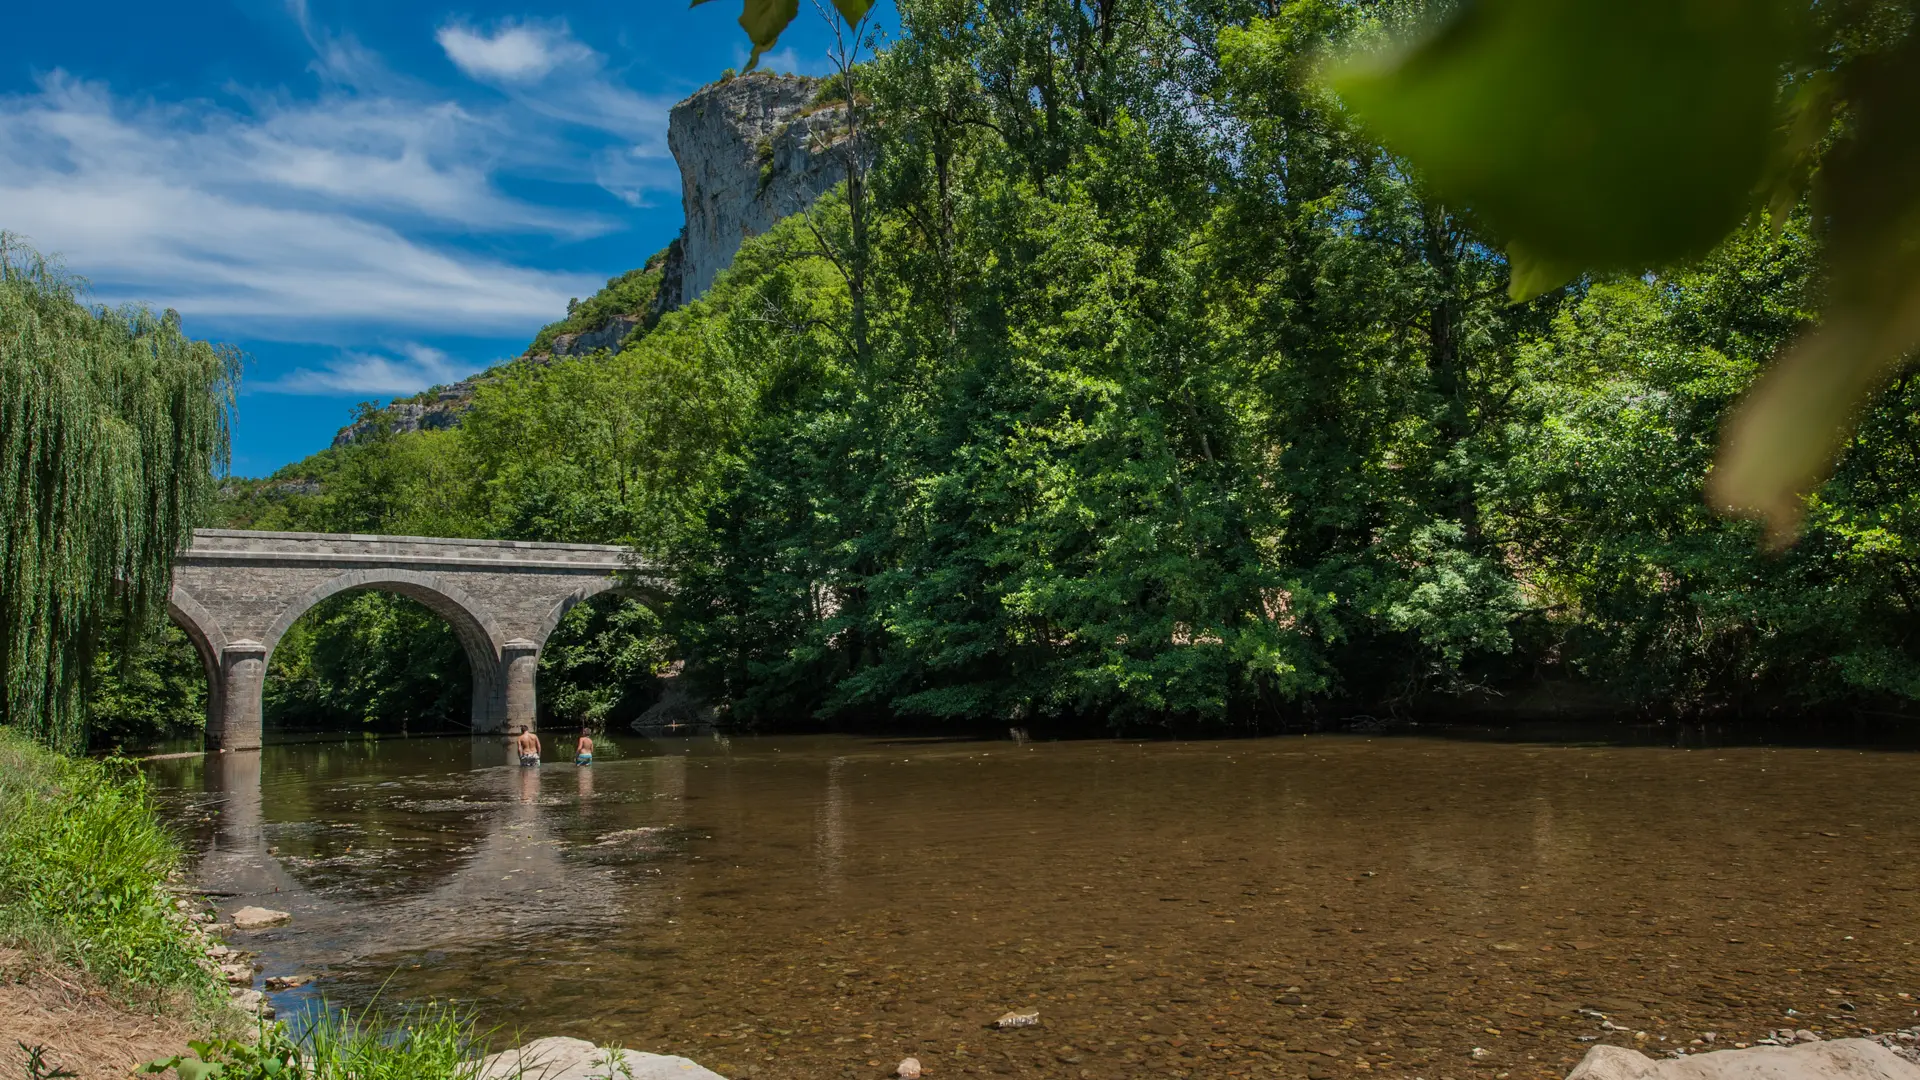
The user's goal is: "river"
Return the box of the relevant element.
[145,733,1920,1080]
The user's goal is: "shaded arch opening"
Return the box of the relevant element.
[535,582,675,733]
[259,571,503,736]
[167,588,226,737]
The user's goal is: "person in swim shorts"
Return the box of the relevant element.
[516,726,541,767]
[575,728,594,766]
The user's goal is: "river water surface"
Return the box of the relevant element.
[146,734,1920,1080]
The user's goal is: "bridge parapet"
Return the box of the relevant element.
[170,529,653,750]
[183,529,636,570]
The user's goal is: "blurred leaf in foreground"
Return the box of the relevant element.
[1711,30,1920,543]
[1327,0,1794,300]
[692,0,875,70]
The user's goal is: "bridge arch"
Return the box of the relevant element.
[168,588,228,734]
[530,578,677,651]
[261,568,504,669]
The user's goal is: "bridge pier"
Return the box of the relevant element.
[497,639,540,733]
[209,642,268,752]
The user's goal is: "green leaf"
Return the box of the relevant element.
[828,0,873,29]
[175,1059,224,1080]
[691,0,800,70]
[1710,35,1920,543]
[690,0,873,69]
[1326,0,1793,288]
[1504,242,1581,304]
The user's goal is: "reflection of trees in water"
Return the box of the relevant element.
[815,756,848,893]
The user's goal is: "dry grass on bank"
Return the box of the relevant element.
[0,948,197,1080]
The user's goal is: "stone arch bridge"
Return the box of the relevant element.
[169,529,652,750]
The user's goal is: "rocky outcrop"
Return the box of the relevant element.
[333,72,849,450]
[331,379,479,447]
[646,238,686,321]
[667,71,854,303]
[547,314,644,358]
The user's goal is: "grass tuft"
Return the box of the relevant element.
[0,728,210,997]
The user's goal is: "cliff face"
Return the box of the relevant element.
[330,381,477,447]
[667,71,851,302]
[331,71,848,449]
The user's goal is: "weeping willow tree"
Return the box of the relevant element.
[0,235,239,751]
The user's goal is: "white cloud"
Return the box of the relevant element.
[437,18,594,84]
[0,4,692,396]
[438,17,675,150]
[252,343,470,395]
[0,72,603,341]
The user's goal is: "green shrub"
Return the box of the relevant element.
[0,729,208,994]
[150,1003,495,1080]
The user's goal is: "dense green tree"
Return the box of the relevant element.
[265,592,471,733]
[191,0,1920,736]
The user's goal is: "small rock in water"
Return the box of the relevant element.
[1471,1047,1493,1061]
[1797,1030,1822,1044]
[264,974,311,991]
[207,922,234,937]
[1277,994,1305,1006]
[230,906,291,931]
[897,1057,922,1079]
[995,1009,1041,1029]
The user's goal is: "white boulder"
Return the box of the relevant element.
[1570,1038,1920,1080]
[229,906,291,930]
[477,1037,724,1080]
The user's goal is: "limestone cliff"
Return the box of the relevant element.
[666,71,852,303]
[332,71,848,448]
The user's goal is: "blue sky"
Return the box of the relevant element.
[4,0,887,475]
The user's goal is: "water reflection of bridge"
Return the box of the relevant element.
[192,745,689,972]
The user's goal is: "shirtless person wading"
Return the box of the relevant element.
[515,726,541,767]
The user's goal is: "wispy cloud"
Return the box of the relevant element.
[0,7,690,396]
[0,72,603,338]
[438,16,676,147]
[437,18,594,84]
[252,343,470,395]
